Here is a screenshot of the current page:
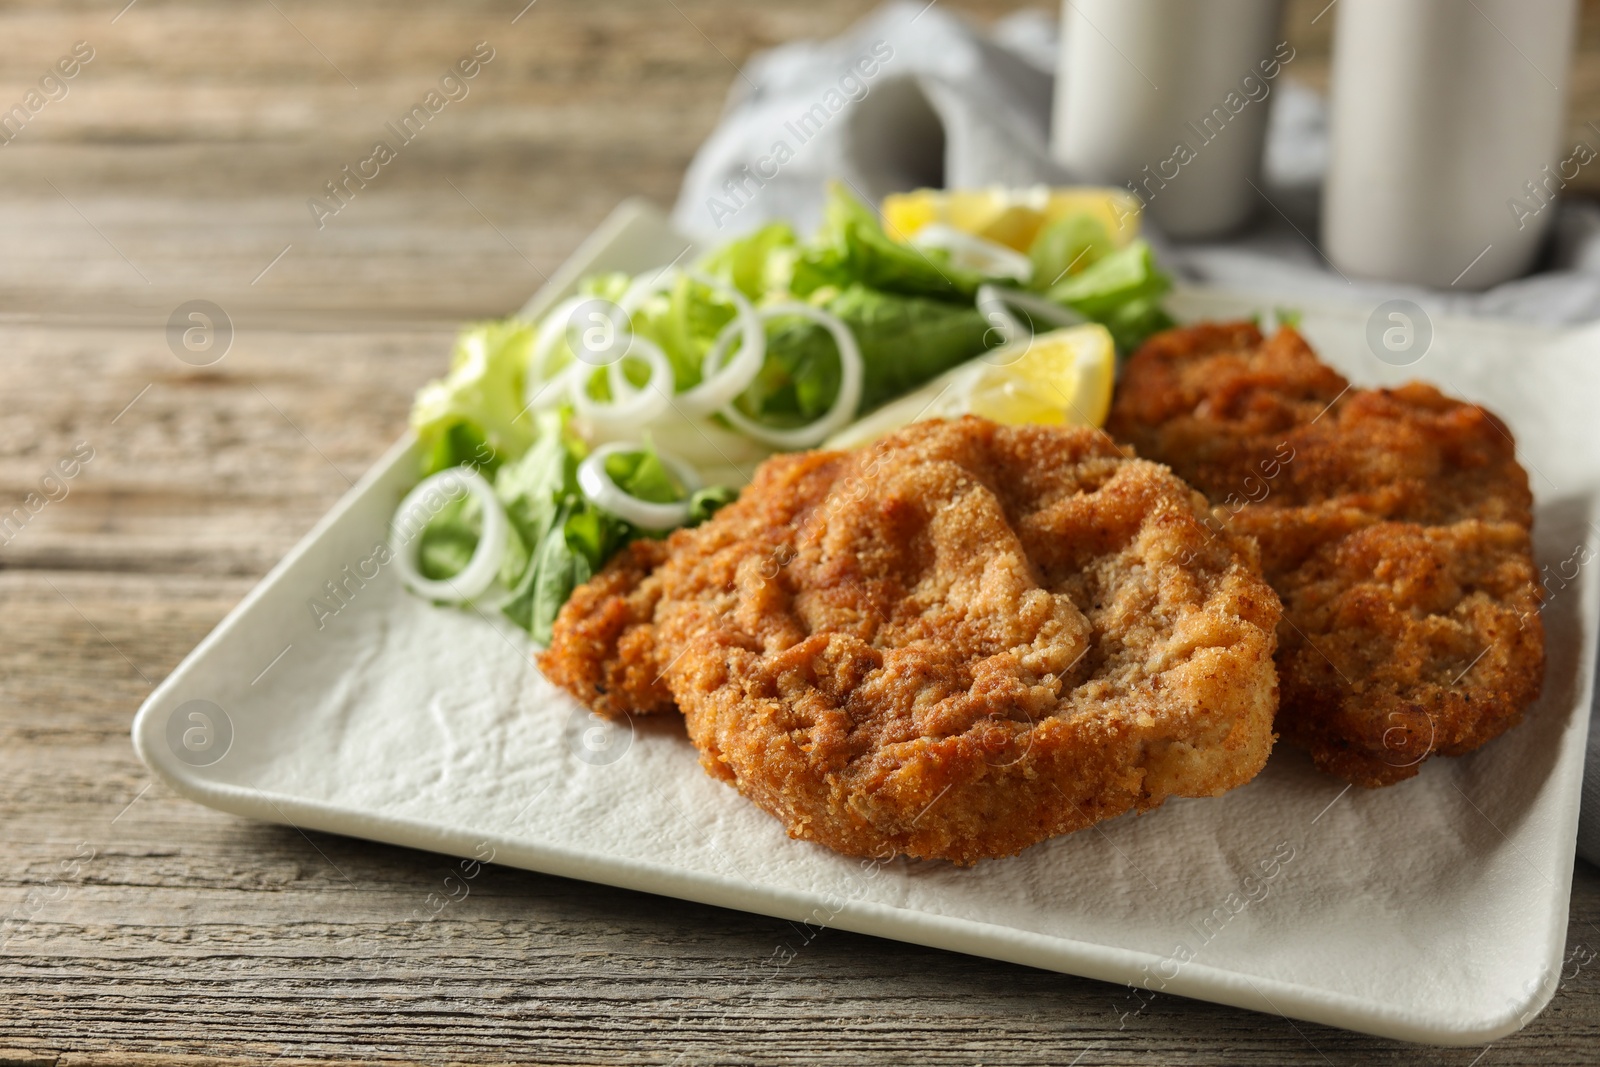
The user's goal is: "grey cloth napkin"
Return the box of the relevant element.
[671,0,1600,866]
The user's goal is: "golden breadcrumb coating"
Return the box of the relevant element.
[540,418,1282,864]
[1105,322,1545,787]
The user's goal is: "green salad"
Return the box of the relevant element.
[391,184,1173,641]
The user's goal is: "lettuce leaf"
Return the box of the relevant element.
[1043,239,1175,353]
[735,284,997,423]
[1097,295,1177,355]
[1027,213,1114,290]
[698,222,798,301]
[688,485,737,523]
[419,421,498,481]
[511,502,590,644]
[411,319,537,476]
[731,307,844,426]
[415,493,481,581]
[494,411,600,637]
[494,409,578,557]
[1044,240,1167,316]
[794,183,987,302]
[471,410,733,641]
[838,285,1001,411]
[604,445,687,504]
[625,273,743,393]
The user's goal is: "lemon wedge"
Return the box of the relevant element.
[882,186,1143,253]
[825,323,1116,450]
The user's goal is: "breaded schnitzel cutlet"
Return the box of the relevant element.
[1106,321,1545,787]
[540,418,1282,865]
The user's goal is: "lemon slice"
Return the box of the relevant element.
[825,324,1116,450]
[882,186,1143,253]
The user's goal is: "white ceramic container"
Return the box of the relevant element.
[1323,0,1577,289]
[1052,0,1287,239]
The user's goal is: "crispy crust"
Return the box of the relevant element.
[540,418,1282,864]
[1105,322,1545,786]
[538,537,675,719]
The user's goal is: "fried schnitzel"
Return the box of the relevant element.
[540,418,1282,864]
[1106,321,1544,787]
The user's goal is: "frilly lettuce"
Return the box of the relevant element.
[698,222,799,301]
[1043,240,1174,353]
[414,408,733,642]
[410,319,536,476]
[733,285,996,426]
[792,182,987,300]
[1028,213,1115,289]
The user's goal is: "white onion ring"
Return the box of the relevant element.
[619,267,677,315]
[525,296,584,412]
[569,333,674,434]
[717,303,864,450]
[976,283,1085,346]
[619,268,766,417]
[913,224,1033,281]
[593,408,772,490]
[577,441,704,532]
[390,468,509,603]
[675,275,766,416]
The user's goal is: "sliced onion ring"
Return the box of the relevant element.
[619,267,678,315]
[718,303,864,450]
[577,441,704,532]
[569,334,674,434]
[675,273,766,416]
[390,468,509,603]
[976,283,1085,346]
[913,224,1033,281]
[525,296,584,412]
[620,268,767,417]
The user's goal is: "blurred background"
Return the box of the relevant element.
[3,0,1597,324]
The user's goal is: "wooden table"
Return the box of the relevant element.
[2,1,1597,1063]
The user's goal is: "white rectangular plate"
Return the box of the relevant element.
[134,199,1599,1045]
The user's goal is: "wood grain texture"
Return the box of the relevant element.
[1,0,1598,1063]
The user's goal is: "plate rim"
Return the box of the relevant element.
[131,197,1598,1047]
